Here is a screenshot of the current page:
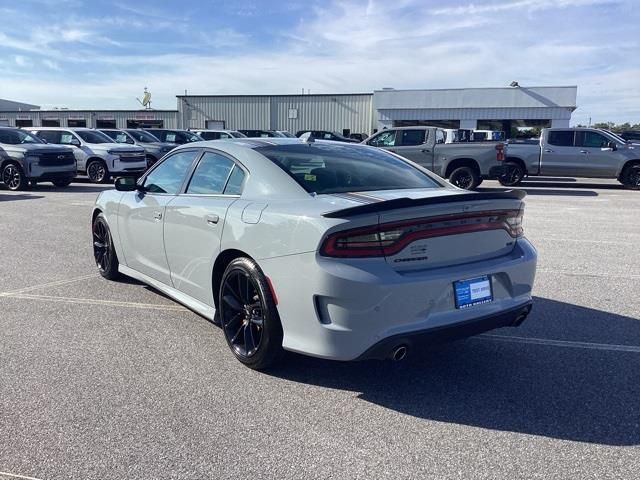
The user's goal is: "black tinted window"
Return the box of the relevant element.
[200,131,221,140]
[186,152,235,194]
[256,144,440,194]
[35,130,61,144]
[547,130,575,147]
[581,132,609,148]
[400,130,426,146]
[144,150,198,194]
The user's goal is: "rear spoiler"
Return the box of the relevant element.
[323,190,526,218]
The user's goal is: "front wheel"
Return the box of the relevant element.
[52,178,73,187]
[449,166,480,190]
[2,162,27,191]
[87,160,109,183]
[92,213,121,280]
[499,162,525,186]
[620,164,640,190]
[219,257,284,370]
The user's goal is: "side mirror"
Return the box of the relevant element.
[607,141,617,151]
[114,176,139,192]
[70,138,81,147]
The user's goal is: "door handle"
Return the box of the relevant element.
[152,211,163,221]
[421,149,431,153]
[206,214,219,225]
[544,149,554,153]
[579,150,589,154]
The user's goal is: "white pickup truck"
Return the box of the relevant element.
[500,128,640,189]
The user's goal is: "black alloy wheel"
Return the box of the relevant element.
[92,214,120,280]
[2,163,27,191]
[449,166,479,190]
[499,162,525,186]
[621,165,640,190]
[87,160,108,183]
[219,258,283,369]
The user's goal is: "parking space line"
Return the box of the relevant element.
[0,471,44,480]
[3,293,187,312]
[0,274,98,297]
[478,334,640,353]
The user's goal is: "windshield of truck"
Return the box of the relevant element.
[0,129,43,145]
[76,130,113,144]
[602,130,627,144]
[126,130,161,143]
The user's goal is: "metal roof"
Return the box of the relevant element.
[374,87,577,111]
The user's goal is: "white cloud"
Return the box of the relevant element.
[14,55,29,67]
[0,0,638,124]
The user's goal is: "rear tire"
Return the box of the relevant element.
[52,178,73,187]
[499,161,525,186]
[219,257,284,370]
[2,162,27,191]
[92,213,121,280]
[449,166,480,190]
[620,164,640,190]
[87,160,109,183]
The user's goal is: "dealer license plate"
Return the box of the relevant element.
[454,276,493,309]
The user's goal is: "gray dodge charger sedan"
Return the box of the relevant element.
[92,137,537,369]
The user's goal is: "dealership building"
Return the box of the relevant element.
[0,85,577,136]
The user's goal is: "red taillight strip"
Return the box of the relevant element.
[321,209,522,258]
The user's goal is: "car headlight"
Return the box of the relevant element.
[25,155,40,164]
[107,150,119,155]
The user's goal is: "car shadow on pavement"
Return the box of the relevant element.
[0,193,44,201]
[30,184,113,193]
[269,297,640,446]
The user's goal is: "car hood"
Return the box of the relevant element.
[0,143,75,155]
[91,144,145,153]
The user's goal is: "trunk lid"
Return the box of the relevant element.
[323,189,525,271]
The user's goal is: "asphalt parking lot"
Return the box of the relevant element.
[0,178,638,480]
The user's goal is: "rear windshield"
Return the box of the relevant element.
[255,143,441,194]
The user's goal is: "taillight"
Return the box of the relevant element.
[320,209,524,258]
[496,143,505,161]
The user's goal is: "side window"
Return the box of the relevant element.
[368,131,396,147]
[400,130,426,146]
[59,131,77,145]
[547,130,575,147]
[143,150,198,194]
[223,165,246,195]
[435,129,445,144]
[581,132,609,148]
[186,151,236,195]
[37,130,62,144]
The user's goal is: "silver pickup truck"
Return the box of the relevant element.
[363,126,505,189]
[500,128,640,189]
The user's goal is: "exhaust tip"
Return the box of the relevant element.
[391,345,408,362]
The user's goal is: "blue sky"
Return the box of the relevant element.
[1,0,638,124]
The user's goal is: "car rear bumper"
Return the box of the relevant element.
[259,238,537,361]
[356,301,532,360]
